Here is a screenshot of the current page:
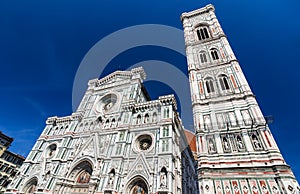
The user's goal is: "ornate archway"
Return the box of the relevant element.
[57,160,93,194]
[23,177,38,194]
[126,176,148,194]
[70,161,93,194]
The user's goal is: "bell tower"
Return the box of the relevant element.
[181,4,299,194]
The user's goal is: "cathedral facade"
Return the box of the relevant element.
[181,4,300,194]
[5,68,197,194]
[5,4,300,194]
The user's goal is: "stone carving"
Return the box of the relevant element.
[208,138,215,152]
[108,169,115,187]
[236,136,244,149]
[252,135,262,149]
[223,137,230,151]
[160,172,167,188]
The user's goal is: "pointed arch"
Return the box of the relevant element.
[126,176,149,194]
[22,177,38,194]
[67,159,93,181]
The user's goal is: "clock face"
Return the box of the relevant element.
[96,93,118,113]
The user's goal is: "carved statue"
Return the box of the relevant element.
[237,137,244,149]
[252,135,261,149]
[223,138,230,150]
[208,139,215,152]
[108,171,115,186]
[160,171,167,187]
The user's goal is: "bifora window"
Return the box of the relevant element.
[205,78,215,93]
[218,75,230,90]
[199,51,208,63]
[210,48,219,60]
[196,26,210,41]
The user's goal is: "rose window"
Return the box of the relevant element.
[136,134,153,151]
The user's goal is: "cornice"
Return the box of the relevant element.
[181,4,215,22]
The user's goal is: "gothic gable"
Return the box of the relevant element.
[73,135,98,162]
[127,153,152,181]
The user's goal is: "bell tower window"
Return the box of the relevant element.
[196,26,210,41]
[218,75,230,90]
[199,51,208,63]
[210,48,219,60]
[205,78,215,93]
[210,49,220,60]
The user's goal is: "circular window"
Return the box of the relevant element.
[136,134,153,151]
[96,93,118,113]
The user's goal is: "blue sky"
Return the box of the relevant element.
[0,0,299,180]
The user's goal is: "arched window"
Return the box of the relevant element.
[218,75,230,90]
[199,51,208,63]
[196,26,210,41]
[210,48,219,60]
[205,78,215,93]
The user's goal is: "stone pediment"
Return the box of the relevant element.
[127,153,152,180]
[73,135,98,161]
